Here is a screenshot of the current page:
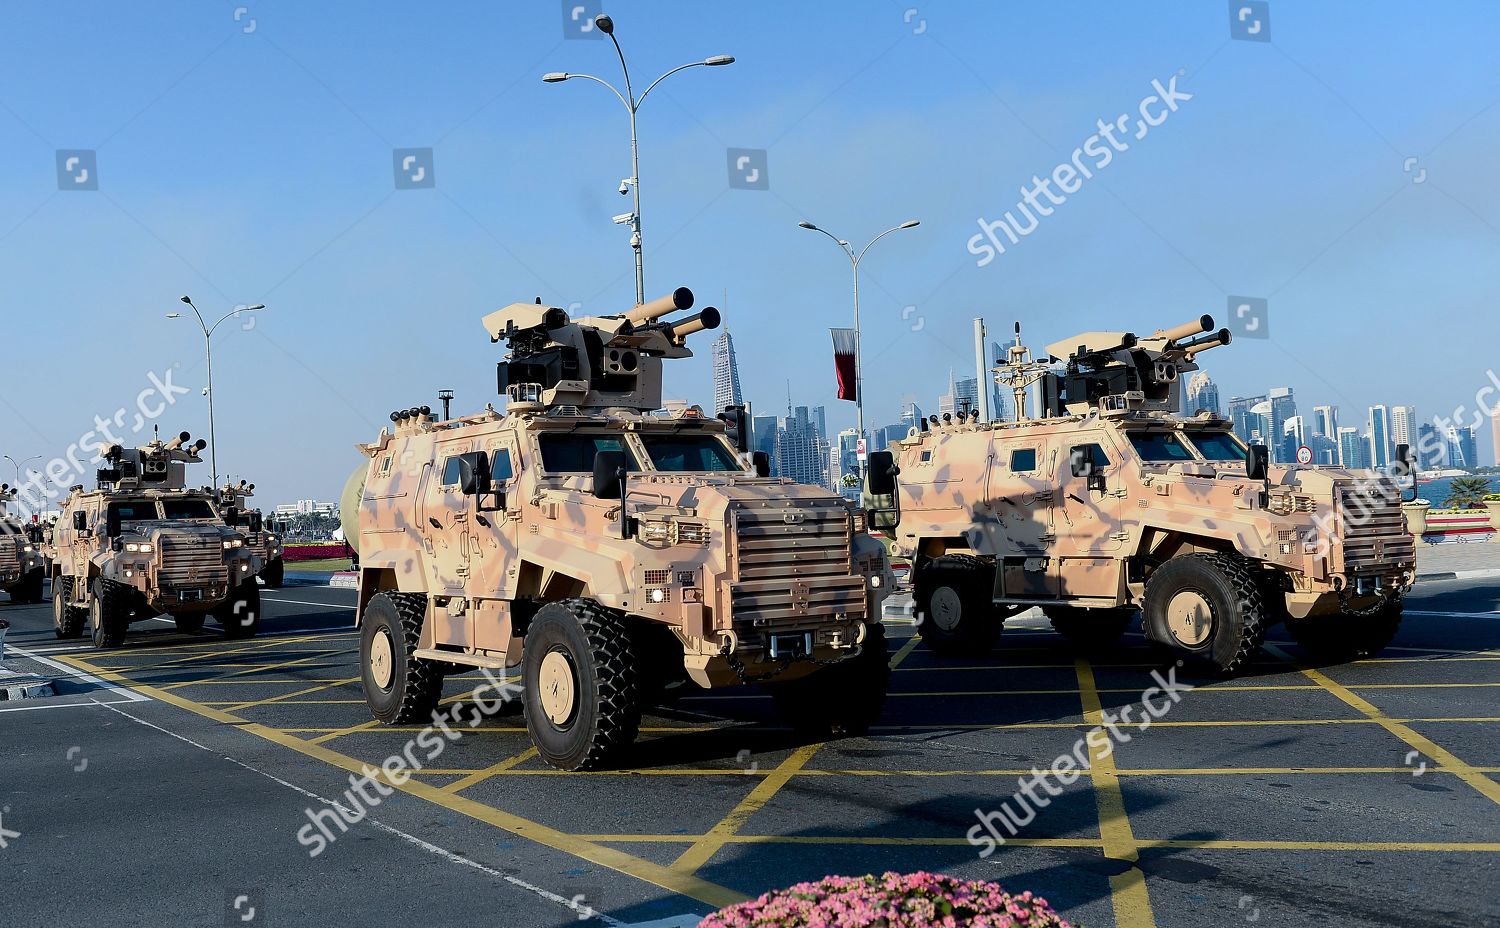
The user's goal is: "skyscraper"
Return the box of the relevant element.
[1269,387,1297,462]
[1367,405,1392,469]
[1282,415,1305,463]
[1186,371,1221,416]
[751,415,779,475]
[954,376,980,417]
[1229,395,1267,445]
[776,406,823,486]
[710,331,743,415]
[1391,405,1417,451]
[1338,427,1366,469]
[1455,425,1479,469]
[1312,405,1338,440]
[832,429,861,500]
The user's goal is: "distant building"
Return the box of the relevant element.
[1367,405,1392,469]
[1186,371,1221,416]
[1337,428,1366,469]
[274,499,336,518]
[1451,425,1479,469]
[751,415,779,475]
[1228,395,1267,446]
[710,331,743,416]
[832,428,861,500]
[1269,387,1296,462]
[873,422,908,452]
[776,406,823,487]
[1391,405,1417,451]
[1418,423,1443,470]
[901,402,925,433]
[953,376,980,418]
[1312,405,1339,439]
[1282,415,1306,463]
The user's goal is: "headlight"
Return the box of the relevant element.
[223,539,244,549]
[641,521,672,544]
[869,574,883,589]
[851,511,867,534]
[23,545,34,553]
[674,522,710,545]
[125,542,154,553]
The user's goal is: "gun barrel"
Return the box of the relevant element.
[1156,314,1214,344]
[1184,328,1232,358]
[623,287,694,325]
[668,306,720,339]
[163,431,191,451]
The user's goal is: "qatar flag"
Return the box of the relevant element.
[830,328,858,401]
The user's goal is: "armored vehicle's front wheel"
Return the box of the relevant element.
[1286,598,1402,663]
[768,623,891,737]
[216,578,262,639]
[174,614,206,633]
[361,592,444,724]
[1045,605,1135,652]
[53,577,86,639]
[522,599,641,771]
[88,578,130,649]
[261,558,285,590]
[1143,553,1266,674]
[915,555,1002,657]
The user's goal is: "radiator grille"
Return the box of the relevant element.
[727,500,865,629]
[1339,481,1415,572]
[159,534,229,588]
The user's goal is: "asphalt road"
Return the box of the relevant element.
[2,578,1498,928]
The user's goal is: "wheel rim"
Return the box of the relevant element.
[1166,590,1213,647]
[370,629,395,690]
[538,649,578,727]
[929,586,964,632]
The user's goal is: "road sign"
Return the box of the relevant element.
[856,438,867,461]
[1296,445,1313,465]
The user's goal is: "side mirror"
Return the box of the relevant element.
[1246,444,1270,482]
[592,450,627,500]
[73,510,87,532]
[223,506,239,528]
[249,512,263,533]
[751,450,771,478]
[105,507,122,539]
[456,451,492,496]
[866,450,899,497]
[727,406,751,452]
[1070,446,1094,479]
[1394,442,1417,502]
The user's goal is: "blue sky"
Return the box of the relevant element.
[2,0,1499,507]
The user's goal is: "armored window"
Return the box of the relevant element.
[1185,431,1246,462]
[538,434,639,473]
[491,449,514,482]
[440,456,464,486]
[108,500,158,522]
[1129,431,1196,462]
[640,434,740,473]
[1077,444,1111,469]
[379,455,393,476]
[1010,449,1037,472]
[162,499,215,520]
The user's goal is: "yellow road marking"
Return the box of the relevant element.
[307,719,383,745]
[670,743,822,873]
[56,653,745,910]
[224,677,362,712]
[1145,839,1500,852]
[441,748,540,793]
[888,634,922,668]
[1264,644,1500,809]
[582,834,1500,852]
[1076,658,1156,928]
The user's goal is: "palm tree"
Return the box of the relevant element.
[1444,476,1493,509]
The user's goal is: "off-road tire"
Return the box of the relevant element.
[174,613,206,633]
[1045,605,1135,652]
[767,623,891,737]
[915,554,1001,657]
[261,557,285,590]
[361,591,444,724]
[89,578,131,649]
[53,576,86,639]
[1143,553,1266,674]
[215,578,262,639]
[522,598,641,771]
[10,568,45,604]
[1286,598,1403,663]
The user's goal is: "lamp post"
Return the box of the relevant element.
[3,455,41,490]
[544,13,734,305]
[797,219,920,478]
[167,297,265,487]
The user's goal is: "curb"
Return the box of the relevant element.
[1416,567,1500,583]
[0,674,57,701]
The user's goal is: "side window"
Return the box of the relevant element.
[1080,444,1110,468]
[379,455,393,476]
[491,448,514,482]
[440,456,463,487]
[1010,448,1037,473]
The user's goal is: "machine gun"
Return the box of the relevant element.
[481,287,721,413]
[96,431,209,491]
[1038,315,1232,417]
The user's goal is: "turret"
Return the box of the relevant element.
[97,431,208,490]
[1036,315,1233,417]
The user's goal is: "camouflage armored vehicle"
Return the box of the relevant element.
[1,484,48,604]
[345,288,893,770]
[51,432,263,647]
[866,316,1416,673]
[218,480,286,588]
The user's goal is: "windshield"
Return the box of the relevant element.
[537,433,639,473]
[1128,432,1198,463]
[1186,431,1247,462]
[109,500,159,522]
[640,434,743,473]
[161,499,217,520]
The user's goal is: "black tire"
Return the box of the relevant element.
[261,557,285,590]
[215,578,262,639]
[522,599,641,771]
[360,592,444,724]
[915,554,1001,657]
[174,613,206,633]
[1286,598,1402,663]
[1045,605,1135,652]
[1143,553,1266,674]
[53,576,86,639]
[89,578,130,649]
[767,623,891,737]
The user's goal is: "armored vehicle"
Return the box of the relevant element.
[346,288,893,770]
[866,316,1416,673]
[219,480,286,588]
[1,484,48,604]
[51,432,263,647]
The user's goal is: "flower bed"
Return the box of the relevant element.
[701,872,1072,928]
[282,543,351,562]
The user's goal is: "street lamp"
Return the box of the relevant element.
[797,218,920,479]
[544,12,734,305]
[166,297,266,487]
[3,455,41,492]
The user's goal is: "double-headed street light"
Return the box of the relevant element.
[166,297,265,487]
[798,218,920,479]
[545,13,734,305]
[3,455,42,493]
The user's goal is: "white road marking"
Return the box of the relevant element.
[1406,610,1500,618]
[0,697,143,714]
[263,596,357,611]
[93,700,628,927]
[5,644,149,702]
